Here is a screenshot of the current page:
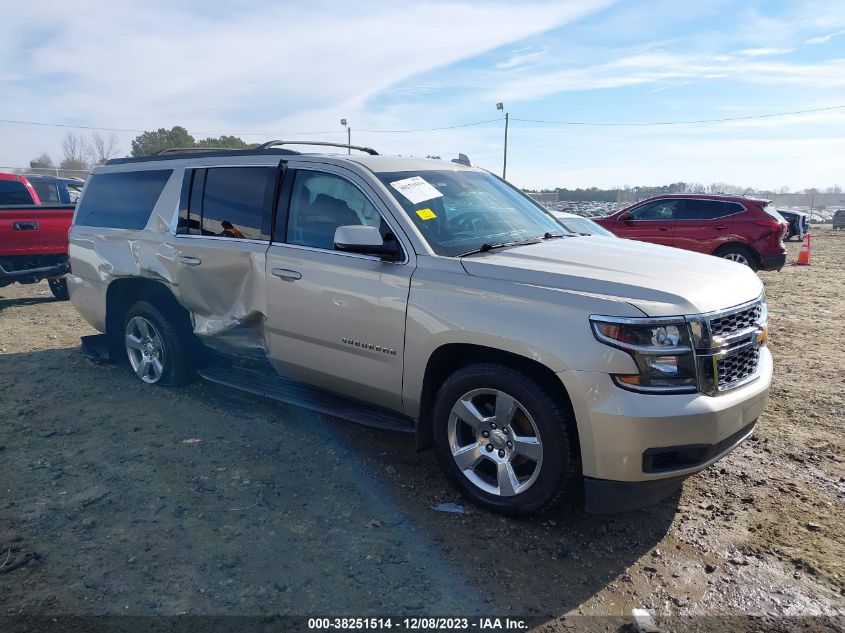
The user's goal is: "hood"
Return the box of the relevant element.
[460,236,763,317]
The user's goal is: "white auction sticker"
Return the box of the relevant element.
[389,176,444,205]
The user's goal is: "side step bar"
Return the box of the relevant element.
[198,364,415,433]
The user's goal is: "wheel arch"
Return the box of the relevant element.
[105,277,193,351]
[415,343,578,453]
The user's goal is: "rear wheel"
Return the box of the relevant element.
[432,363,579,516]
[48,277,69,301]
[715,244,758,271]
[123,301,194,386]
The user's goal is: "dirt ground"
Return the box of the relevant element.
[1,228,843,631]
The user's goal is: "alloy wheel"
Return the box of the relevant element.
[125,316,165,383]
[723,252,750,266]
[447,388,543,497]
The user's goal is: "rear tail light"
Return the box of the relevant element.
[754,219,786,237]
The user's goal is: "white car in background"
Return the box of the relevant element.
[553,211,616,237]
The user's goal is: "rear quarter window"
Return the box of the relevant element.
[683,200,744,220]
[75,170,173,229]
[32,181,61,203]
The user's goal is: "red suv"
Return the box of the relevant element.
[595,194,787,271]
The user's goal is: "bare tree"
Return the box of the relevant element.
[87,131,119,165]
[60,133,89,174]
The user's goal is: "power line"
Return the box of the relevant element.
[359,118,504,133]
[0,117,505,137]
[511,104,845,126]
[0,104,841,138]
[0,119,147,133]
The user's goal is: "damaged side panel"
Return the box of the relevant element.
[69,163,275,358]
[167,237,269,357]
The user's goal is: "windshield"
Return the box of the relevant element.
[555,216,614,237]
[377,170,566,256]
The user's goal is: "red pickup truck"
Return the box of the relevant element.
[0,172,76,300]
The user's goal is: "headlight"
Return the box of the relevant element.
[590,316,698,393]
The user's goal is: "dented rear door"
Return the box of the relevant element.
[172,165,277,355]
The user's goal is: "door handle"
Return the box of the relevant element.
[715,224,728,230]
[13,221,39,231]
[178,255,202,266]
[657,225,670,231]
[272,268,302,281]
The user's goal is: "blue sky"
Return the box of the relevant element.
[1,0,844,189]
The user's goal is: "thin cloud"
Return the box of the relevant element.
[734,47,795,57]
[496,47,548,69]
[805,28,845,45]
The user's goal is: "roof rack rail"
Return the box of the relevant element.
[153,146,247,156]
[256,140,379,155]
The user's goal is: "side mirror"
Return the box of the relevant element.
[334,225,402,261]
[618,211,633,223]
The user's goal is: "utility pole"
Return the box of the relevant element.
[341,119,350,153]
[496,102,508,179]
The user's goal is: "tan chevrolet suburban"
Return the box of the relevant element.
[67,141,772,515]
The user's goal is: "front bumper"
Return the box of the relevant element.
[759,252,787,271]
[558,347,772,508]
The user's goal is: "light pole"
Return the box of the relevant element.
[496,102,508,179]
[340,118,351,153]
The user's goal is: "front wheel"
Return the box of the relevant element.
[432,363,580,516]
[48,277,69,301]
[123,301,194,386]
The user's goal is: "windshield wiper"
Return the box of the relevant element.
[457,237,542,257]
[542,231,566,239]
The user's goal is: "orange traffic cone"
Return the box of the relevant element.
[796,233,811,266]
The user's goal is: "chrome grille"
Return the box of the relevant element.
[690,296,766,395]
[717,346,760,388]
[710,303,762,337]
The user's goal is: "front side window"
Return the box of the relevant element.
[628,199,680,221]
[200,167,275,240]
[376,170,563,257]
[75,170,172,229]
[286,170,388,250]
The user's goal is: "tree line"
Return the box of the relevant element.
[26,126,257,177]
[525,182,843,203]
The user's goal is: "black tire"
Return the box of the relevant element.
[48,277,69,301]
[123,300,195,386]
[714,244,758,271]
[432,363,580,516]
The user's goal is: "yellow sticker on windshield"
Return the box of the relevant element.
[416,208,437,220]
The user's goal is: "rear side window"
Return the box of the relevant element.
[0,180,34,205]
[682,200,744,220]
[199,167,275,241]
[75,170,172,229]
[32,181,61,203]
